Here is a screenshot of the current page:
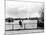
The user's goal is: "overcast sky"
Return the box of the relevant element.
[6,1,44,18]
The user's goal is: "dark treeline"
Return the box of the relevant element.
[5,17,38,20]
[5,17,38,22]
[5,17,39,22]
[5,17,44,29]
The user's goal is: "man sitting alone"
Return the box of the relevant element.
[19,20,23,27]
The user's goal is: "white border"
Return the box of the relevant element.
[0,0,46,35]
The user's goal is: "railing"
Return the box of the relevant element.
[5,22,37,31]
[5,18,44,31]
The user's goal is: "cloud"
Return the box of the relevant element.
[6,1,43,18]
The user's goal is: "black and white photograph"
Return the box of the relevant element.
[5,0,44,35]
